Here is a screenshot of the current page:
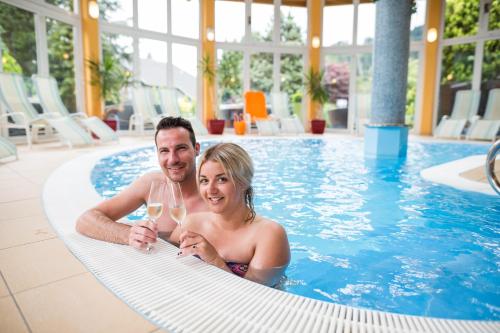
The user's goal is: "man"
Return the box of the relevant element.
[76,117,207,250]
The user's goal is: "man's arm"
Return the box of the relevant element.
[75,173,155,245]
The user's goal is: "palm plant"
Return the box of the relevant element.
[304,67,329,119]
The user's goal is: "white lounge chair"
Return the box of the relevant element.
[434,89,479,139]
[354,93,371,135]
[271,92,305,135]
[32,75,118,143]
[0,72,55,147]
[157,86,208,136]
[44,116,93,148]
[0,136,17,161]
[130,85,163,135]
[466,88,500,141]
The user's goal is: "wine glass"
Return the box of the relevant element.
[145,180,165,252]
[166,181,186,226]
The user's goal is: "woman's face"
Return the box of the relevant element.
[198,160,245,214]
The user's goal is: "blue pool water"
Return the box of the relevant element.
[91,138,500,320]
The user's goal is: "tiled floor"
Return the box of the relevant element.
[0,134,494,332]
[0,136,163,333]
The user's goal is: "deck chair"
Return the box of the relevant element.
[466,88,500,141]
[245,91,279,135]
[130,85,163,135]
[271,92,304,135]
[44,116,93,148]
[434,90,479,139]
[0,72,55,147]
[354,93,371,135]
[32,75,118,143]
[0,136,18,161]
[157,86,208,136]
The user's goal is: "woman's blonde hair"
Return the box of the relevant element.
[197,143,255,222]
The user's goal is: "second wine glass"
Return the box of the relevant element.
[166,180,186,226]
[145,180,166,252]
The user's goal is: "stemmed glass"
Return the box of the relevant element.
[166,181,186,226]
[145,180,165,252]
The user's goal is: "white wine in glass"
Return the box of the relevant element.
[167,181,186,226]
[145,180,165,252]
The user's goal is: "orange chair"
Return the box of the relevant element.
[244,91,268,122]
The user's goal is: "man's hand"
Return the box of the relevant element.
[128,220,158,250]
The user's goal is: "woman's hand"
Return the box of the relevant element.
[128,220,157,250]
[178,230,225,269]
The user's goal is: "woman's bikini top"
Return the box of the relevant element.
[226,262,249,277]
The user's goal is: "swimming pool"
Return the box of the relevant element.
[91,138,499,321]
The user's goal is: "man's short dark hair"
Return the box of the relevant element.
[154,117,197,147]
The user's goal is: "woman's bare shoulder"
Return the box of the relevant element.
[252,216,287,236]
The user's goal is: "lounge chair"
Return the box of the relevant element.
[354,93,371,135]
[0,136,18,161]
[32,75,118,143]
[245,91,279,135]
[466,88,500,141]
[130,85,163,135]
[434,89,479,139]
[157,87,208,136]
[0,72,55,147]
[271,92,305,135]
[44,116,94,148]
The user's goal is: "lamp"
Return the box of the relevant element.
[88,1,99,19]
[206,28,215,42]
[426,28,437,43]
[311,36,320,49]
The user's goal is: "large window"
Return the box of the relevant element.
[0,3,37,76]
[138,0,167,33]
[47,18,76,113]
[357,2,375,45]
[324,55,351,129]
[437,0,499,129]
[215,0,245,43]
[100,0,200,115]
[281,5,307,45]
[172,0,199,39]
[323,4,354,46]
[216,1,307,123]
[252,3,274,42]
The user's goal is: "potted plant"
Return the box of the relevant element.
[304,67,329,134]
[199,53,225,135]
[87,54,132,130]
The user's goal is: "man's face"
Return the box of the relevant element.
[156,127,199,183]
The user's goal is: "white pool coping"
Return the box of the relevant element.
[43,141,500,333]
[420,155,495,196]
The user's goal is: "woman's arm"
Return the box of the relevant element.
[245,220,291,286]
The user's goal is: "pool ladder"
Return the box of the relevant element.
[486,140,500,195]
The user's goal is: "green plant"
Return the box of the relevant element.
[87,54,132,105]
[199,53,216,84]
[304,67,329,112]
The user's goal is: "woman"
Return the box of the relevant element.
[170,143,290,286]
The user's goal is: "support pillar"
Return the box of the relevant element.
[365,0,412,158]
[420,0,443,135]
[80,0,102,118]
[307,0,322,124]
[201,0,216,126]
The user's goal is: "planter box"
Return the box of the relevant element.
[208,119,225,135]
[311,119,326,134]
[103,119,118,131]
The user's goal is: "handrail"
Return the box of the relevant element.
[486,140,500,195]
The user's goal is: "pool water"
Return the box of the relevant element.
[91,138,499,320]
